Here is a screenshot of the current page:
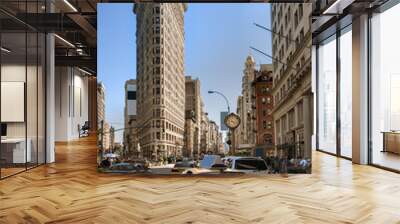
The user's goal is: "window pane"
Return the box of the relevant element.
[371,4,400,171]
[318,35,337,154]
[340,27,352,158]
[1,31,28,177]
[127,91,136,100]
[38,32,46,165]
[27,31,38,169]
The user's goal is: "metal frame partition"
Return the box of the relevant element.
[367,0,400,173]
[315,19,353,161]
[0,0,48,180]
[315,0,400,173]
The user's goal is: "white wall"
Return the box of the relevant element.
[1,65,26,136]
[1,65,41,138]
[1,63,46,164]
[54,67,89,141]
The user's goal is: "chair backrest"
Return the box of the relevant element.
[82,121,90,129]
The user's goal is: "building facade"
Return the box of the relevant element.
[134,3,187,161]
[271,3,313,159]
[102,122,111,152]
[123,79,139,159]
[209,121,222,154]
[200,112,210,155]
[254,64,275,156]
[233,95,243,152]
[97,82,111,152]
[97,82,106,126]
[183,76,201,159]
[233,56,257,154]
[242,56,257,148]
[109,126,115,152]
[199,111,221,155]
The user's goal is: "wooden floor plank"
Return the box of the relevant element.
[0,136,400,223]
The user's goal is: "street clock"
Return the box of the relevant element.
[224,113,241,130]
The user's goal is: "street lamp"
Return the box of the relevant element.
[207,90,230,113]
[208,90,239,155]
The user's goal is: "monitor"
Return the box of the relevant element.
[1,123,7,137]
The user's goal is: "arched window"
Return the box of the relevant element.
[264,134,273,144]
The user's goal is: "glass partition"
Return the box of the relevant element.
[27,31,38,169]
[371,3,400,171]
[339,26,352,158]
[1,31,28,177]
[0,1,46,179]
[37,32,46,165]
[317,35,337,154]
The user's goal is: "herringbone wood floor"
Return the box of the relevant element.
[1,136,400,224]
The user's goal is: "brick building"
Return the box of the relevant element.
[254,64,274,157]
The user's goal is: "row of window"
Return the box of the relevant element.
[273,27,305,76]
[275,100,304,139]
[274,54,307,104]
[127,91,136,100]
[141,144,180,158]
[262,120,273,130]
[261,97,272,104]
[141,132,183,144]
[151,119,184,133]
[272,4,304,34]
[136,4,186,149]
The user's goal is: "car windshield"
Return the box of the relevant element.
[200,155,221,168]
[235,159,267,170]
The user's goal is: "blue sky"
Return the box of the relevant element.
[98,3,272,142]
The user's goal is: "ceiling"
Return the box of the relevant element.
[0,0,100,75]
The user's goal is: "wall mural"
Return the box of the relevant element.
[96,2,313,175]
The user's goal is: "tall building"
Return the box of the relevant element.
[134,3,187,161]
[234,56,257,154]
[200,112,209,154]
[271,4,312,159]
[242,55,257,148]
[199,112,221,154]
[123,79,139,159]
[209,121,221,154]
[183,76,201,159]
[97,82,110,151]
[254,64,275,156]
[110,126,115,152]
[97,82,106,127]
[103,122,110,152]
[217,132,224,154]
[233,95,243,152]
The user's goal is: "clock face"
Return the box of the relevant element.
[224,113,241,129]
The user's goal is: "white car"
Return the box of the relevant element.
[181,155,225,175]
[223,157,270,174]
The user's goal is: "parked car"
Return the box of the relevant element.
[182,155,226,175]
[109,162,147,173]
[172,161,196,173]
[223,157,270,174]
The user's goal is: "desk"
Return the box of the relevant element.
[382,132,400,154]
[1,138,31,164]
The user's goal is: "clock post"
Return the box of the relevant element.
[229,129,236,155]
[224,113,241,156]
